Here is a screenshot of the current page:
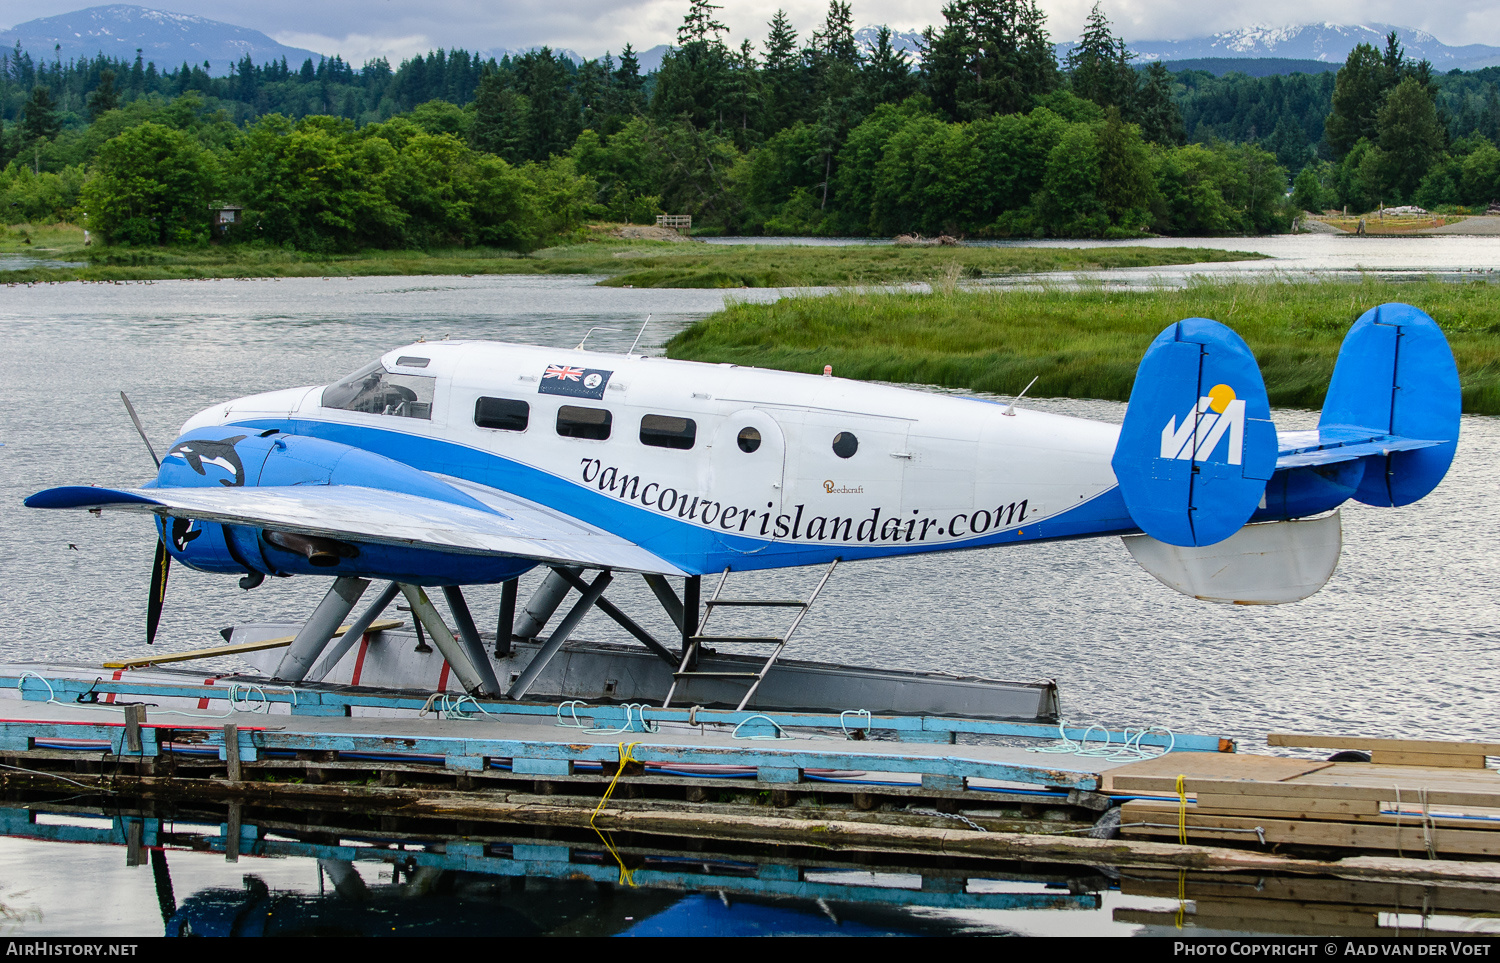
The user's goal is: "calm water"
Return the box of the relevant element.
[0,248,1496,935]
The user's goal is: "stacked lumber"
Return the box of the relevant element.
[1111,734,1500,857]
[1114,869,1500,935]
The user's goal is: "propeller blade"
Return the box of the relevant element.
[147,538,170,645]
[120,391,161,469]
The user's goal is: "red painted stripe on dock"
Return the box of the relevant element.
[437,661,451,692]
[350,634,371,686]
[105,668,124,703]
[197,677,214,710]
[0,718,268,731]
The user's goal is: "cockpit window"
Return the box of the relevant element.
[321,360,436,420]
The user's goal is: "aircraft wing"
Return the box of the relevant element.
[1275,427,1445,470]
[26,481,685,576]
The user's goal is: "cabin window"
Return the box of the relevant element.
[640,414,696,450]
[321,361,435,420]
[475,397,530,432]
[737,427,762,453]
[395,356,430,368]
[832,431,858,458]
[556,405,612,440]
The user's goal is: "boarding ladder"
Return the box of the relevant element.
[662,559,838,711]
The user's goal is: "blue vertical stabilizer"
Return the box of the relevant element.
[1112,318,1278,547]
[1319,303,1460,507]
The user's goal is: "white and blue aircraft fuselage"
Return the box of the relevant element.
[28,302,1460,628]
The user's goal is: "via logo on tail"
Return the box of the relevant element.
[1160,384,1245,466]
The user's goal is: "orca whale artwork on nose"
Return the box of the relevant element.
[169,517,200,551]
[165,435,248,487]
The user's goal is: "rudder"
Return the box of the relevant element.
[1320,303,1460,507]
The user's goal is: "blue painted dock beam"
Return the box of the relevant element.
[0,672,1227,753]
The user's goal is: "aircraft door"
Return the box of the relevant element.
[707,408,787,551]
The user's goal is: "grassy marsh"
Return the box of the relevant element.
[2,223,1264,287]
[666,278,1500,415]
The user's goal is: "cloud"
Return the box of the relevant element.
[3,0,1498,60]
[272,31,432,62]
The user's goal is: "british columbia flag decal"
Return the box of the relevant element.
[539,363,612,400]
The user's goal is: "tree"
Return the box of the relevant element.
[1325,43,1388,159]
[21,86,61,144]
[678,0,728,45]
[760,10,806,132]
[1132,62,1183,145]
[88,69,120,121]
[1094,107,1154,231]
[1066,4,1134,112]
[922,0,1058,120]
[82,122,221,245]
[859,26,916,112]
[1377,76,1445,200]
[653,1,734,130]
[470,69,529,162]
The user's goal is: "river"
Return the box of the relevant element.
[0,238,1495,936]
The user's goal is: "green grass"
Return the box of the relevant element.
[1,223,1265,286]
[587,243,1264,288]
[666,277,1500,415]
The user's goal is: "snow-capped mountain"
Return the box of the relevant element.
[1074,23,1500,71]
[0,5,322,74]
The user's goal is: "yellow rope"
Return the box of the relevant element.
[591,741,641,886]
[1176,774,1188,845]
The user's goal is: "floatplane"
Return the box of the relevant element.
[26,303,1459,712]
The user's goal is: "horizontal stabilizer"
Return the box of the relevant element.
[1113,317,1278,547]
[1123,512,1342,605]
[1275,427,1443,469]
[1319,303,1459,507]
[25,483,685,576]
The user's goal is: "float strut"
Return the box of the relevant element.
[643,573,686,631]
[273,576,369,682]
[495,578,518,657]
[682,574,701,669]
[306,581,401,683]
[514,567,580,639]
[442,585,503,694]
[397,584,498,696]
[507,569,613,700]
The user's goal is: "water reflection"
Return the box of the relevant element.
[0,798,1493,937]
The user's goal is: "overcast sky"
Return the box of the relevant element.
[2,0,1497,62]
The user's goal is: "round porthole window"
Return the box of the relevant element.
[737,427,762,453]
[832,431,858,458]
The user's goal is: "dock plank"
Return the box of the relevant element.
[1103,753,1332,792]
[1121,799,1500,855]
[1269,733,1500,757]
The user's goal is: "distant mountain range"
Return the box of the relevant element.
[1120,23,1500,71]
[0,4,321,74]
[3,7,1498,78]
[859,22,1500,74]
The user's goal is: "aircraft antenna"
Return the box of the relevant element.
[1002,376,1039,417]
[576,327,620,350]
[627,315,653,357]
[120,391,161,468]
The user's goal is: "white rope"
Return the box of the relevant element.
[840,709,872,739]
[1027,719,1175,759]
[732,714,794,741]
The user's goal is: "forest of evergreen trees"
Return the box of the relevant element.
[1,0,1497,247]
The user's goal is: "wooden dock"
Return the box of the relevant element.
[0,665,1496,886]
[1111,734,1500,858]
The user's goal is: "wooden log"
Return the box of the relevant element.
[102,619,403,669]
